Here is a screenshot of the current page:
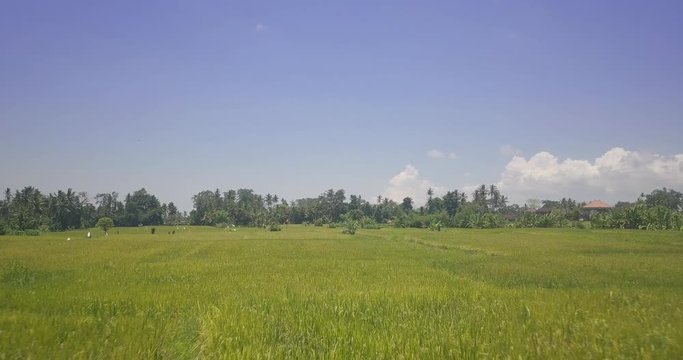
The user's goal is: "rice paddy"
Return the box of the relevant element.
[1,226,682,358]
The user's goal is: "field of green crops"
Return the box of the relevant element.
[1,226,682,359]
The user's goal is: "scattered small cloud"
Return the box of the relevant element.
[427,149,445,159]
[428,149,457,160]
[383,165,443,206]
[499,145,523,157]
[497,147,683,203]
[255,23,268,33]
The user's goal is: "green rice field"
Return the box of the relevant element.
[1,226,682,358]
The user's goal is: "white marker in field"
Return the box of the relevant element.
[87,231,91,239]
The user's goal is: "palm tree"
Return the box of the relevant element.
[473,185,488,208]
[488,184,501,211]
[401,197,413,212]
[426,188,435,213]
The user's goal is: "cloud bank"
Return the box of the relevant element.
[383,165,442,206]
[498,147,683,203]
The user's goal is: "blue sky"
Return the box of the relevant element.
[1,0,682,211]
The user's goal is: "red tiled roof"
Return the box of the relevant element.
[583,200,612,209]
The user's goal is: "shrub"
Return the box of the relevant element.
[96,217,114,233]
[590,213,608,229]
[360,216,380,229]
[313,218,325,227]
[536,213,560,228]
[588,204,682,230]
[646,205,681,230]
[342,220,358,235]
[453,205,479,228]
[482,213,506,228]
[346,209,364,221]
[269,224,282,231]
[396,212,452,229]
[429,219,442,231]
[0,223,6,236]
[393,213,408,228]
[327,223,338,229]
[151,227,156,234]
[205,210,233,227]
[408,214,430,228]
[25,229,40,236]
[515,212,537,228]
[395,213,430,228]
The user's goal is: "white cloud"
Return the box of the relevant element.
[428,149,457,160]
[498,147,683,203]
[428,149,445,159]
[499,145,523,157]
[255,23,268,32]
[383,165,443,206]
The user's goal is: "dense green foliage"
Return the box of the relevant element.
[0,187,182,233]
[122,189,164,227]
[187,186,682,231]
[591,203,683,230]
[1,185,681,234]
[1,226,681,358]
[642,187,683,211]
[96,217,114,233]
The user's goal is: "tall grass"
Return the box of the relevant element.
[1,226,681,358]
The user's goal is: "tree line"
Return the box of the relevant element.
[0,185,681,235]
[189,185,683,231]
[0,187,185,235]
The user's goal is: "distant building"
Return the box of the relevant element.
[581,200,612,219]
[583,200,612,210]
[535,205,554,215]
